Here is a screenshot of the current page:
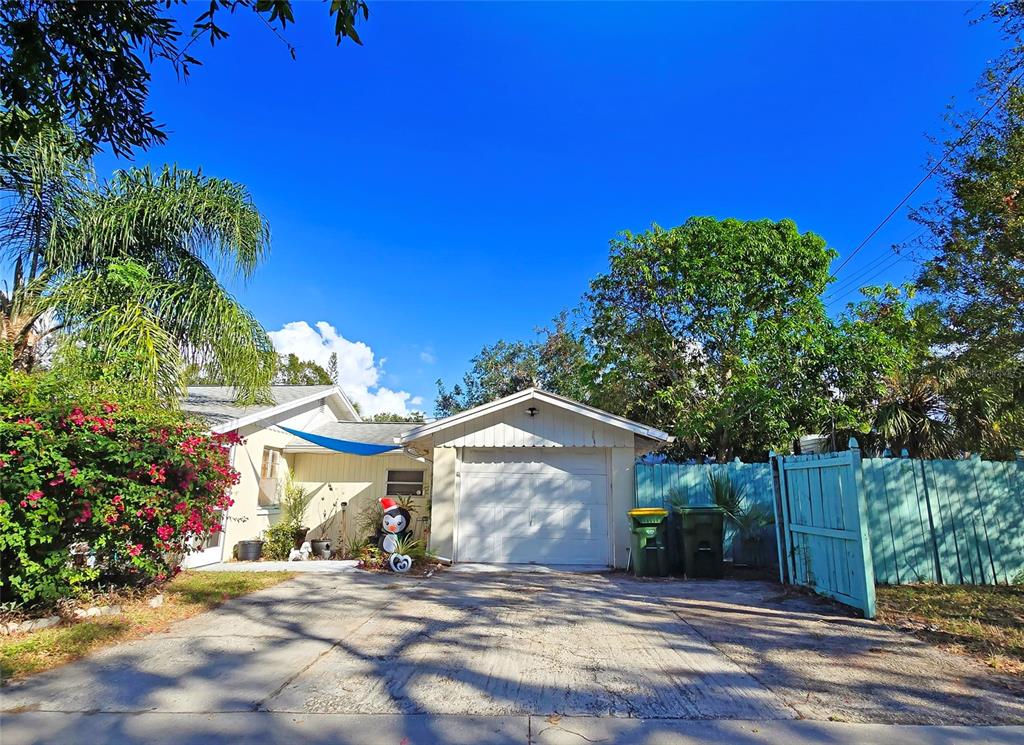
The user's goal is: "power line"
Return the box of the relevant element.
[825,254,913,306]
[831,68,1024,277]
[824,228,924,301]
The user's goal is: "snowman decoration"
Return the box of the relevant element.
[378,497,413,573]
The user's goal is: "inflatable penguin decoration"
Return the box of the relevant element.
[378,497,413,572]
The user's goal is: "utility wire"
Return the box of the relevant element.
[826,254,913,305]
[824,228,924,301]
[831,68,1024,277]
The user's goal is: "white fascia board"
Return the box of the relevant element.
[394,387,672,444]
[210,387,356,434]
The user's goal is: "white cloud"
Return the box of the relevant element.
[267,320,419,417]
[419,349,436,365]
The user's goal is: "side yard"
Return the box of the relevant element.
[1,571,294,682]
[876,584,1024,678]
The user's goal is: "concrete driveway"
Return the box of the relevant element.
[2,570,1023,744]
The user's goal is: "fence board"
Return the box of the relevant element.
[860,454,1023,587]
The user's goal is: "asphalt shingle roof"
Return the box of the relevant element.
[181,386,336,428]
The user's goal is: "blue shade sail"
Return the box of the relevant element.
[280,426,400,456]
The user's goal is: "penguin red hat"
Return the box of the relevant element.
[379,497,401,514]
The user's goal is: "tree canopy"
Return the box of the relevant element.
[585,217,838,461]
[0,0,369,156]
[274,354,332,386]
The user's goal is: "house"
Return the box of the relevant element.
[180,385,672,568]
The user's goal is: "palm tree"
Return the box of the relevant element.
[1,127,275,400]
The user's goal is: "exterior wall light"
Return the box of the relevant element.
[526,406,539,417]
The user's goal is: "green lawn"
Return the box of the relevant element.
[0,571,294,682]
[876,583,1024,676]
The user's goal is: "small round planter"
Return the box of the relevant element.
[236,540,264,562]
[309,539,331,559]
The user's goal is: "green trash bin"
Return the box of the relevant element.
[677,506,725,578]
[627,508,669,577]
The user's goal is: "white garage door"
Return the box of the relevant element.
[457,449,610,565]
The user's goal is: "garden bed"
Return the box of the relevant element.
[876,583,1024,677]
[0,570,294,682]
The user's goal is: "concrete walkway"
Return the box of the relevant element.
[2,570,1022,744]
[198,559,360,573]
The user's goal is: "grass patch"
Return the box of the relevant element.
[876,583,1024,676]
[0,571,293,682]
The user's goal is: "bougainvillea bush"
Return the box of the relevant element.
[0,372,241,607]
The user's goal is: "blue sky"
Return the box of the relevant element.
[98,2,1002,415]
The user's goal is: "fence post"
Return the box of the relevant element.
[849,438,877,619]
[769,450,788,584]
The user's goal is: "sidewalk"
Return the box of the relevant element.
[2,712,1021,745]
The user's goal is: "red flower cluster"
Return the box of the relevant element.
[65,408,115,433]
[3,379,244,606]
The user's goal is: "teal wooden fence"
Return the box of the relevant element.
[774,442,877,618]
[863,454,1024,586]
[634,460,774,509]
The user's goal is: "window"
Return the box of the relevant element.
[386,470,424,496]
[259,447,283,507]
[261,447,282,479]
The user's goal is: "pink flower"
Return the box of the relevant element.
[26,490,43,502]
[67,408,87,426]
[75,505,93,524]
[105,514,117,524]
[19,500,27,508]
[156,525,174,541]
[148,464,166,484]
[69,468,79,477]
[102,402,119,413]
[111,494,122,504]
[127,543,143,557]
[173,501,188,513]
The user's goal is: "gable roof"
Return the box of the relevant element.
[395,387,672,445]
[283,421,416,452]
[182,385,360,432]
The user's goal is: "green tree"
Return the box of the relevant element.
[434,313,593,417]
[898,2,1024,455]
[274,354,332,385]
[0,0,369,156]
[585,217,837,461]
[1,128,275,401]
[327,351,338,384]
[370,411,426,423]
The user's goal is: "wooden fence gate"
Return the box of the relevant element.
[773,439,877,618]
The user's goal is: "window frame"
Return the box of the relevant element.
[385,469,425,497]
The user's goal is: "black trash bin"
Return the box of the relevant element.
[676,506,725,578]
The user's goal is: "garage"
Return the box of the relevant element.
[457,449,609,564]
[396,387,672,568]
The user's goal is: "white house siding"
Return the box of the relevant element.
[220,399,342,558]
[432,406,634,449]
[290,452,432,550]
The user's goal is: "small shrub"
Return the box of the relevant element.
[263,481,311,560]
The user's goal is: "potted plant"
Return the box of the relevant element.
[309,493,341,559]
[236,533,264,561]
